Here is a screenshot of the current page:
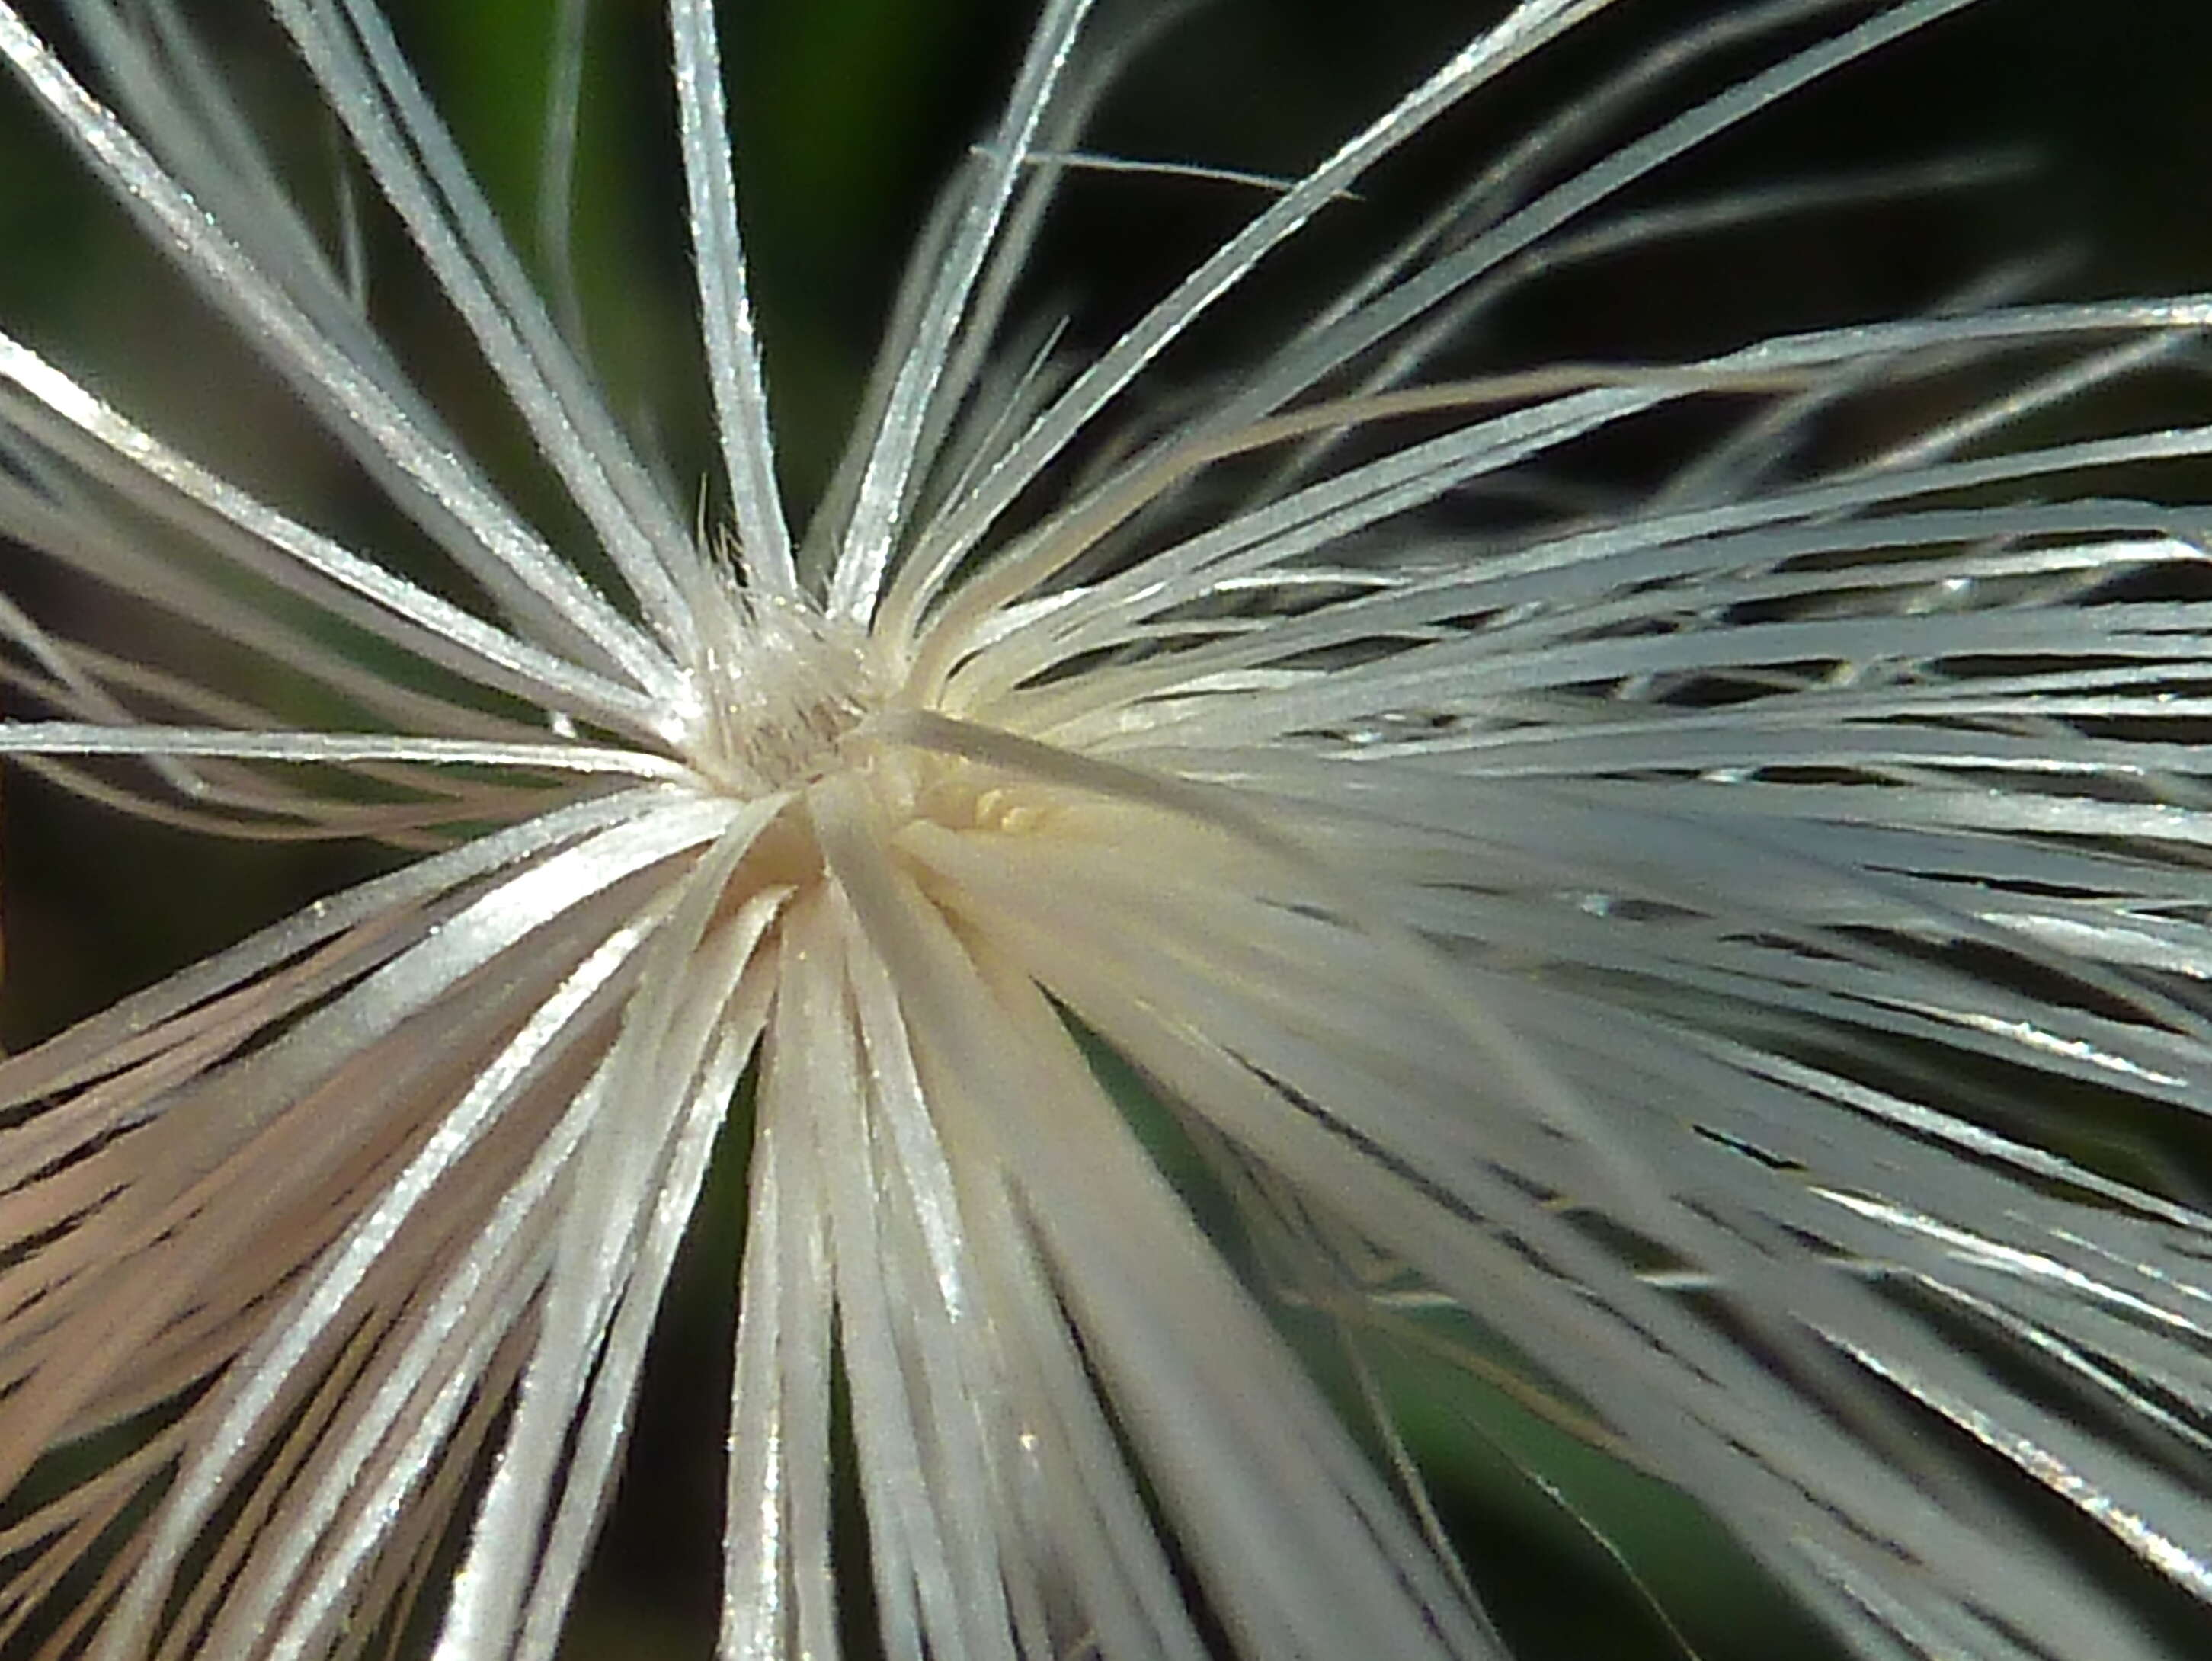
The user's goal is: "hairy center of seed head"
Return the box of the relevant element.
[689,593,880,797]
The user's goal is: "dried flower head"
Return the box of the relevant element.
[2,2,2211,1659]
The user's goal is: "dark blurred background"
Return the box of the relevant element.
[2,2,2209,1656]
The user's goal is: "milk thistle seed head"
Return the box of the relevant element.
[1,2,2210,1659]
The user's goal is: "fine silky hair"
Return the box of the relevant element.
[2,3,2210,1659]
